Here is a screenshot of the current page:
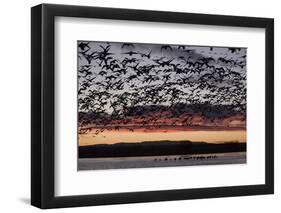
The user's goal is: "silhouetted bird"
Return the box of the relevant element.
[161,45,173,51]
[228,47,241,53]
[139,50,152,59]
[78,42,90,50]
[122,51,139,56]
[121,43,135,49]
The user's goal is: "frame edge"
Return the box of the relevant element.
[265,18,274,194]
[31,4,43,208]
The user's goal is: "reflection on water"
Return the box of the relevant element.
[79,129,246,146]
[78,152,247,170]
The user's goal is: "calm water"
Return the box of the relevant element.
[78,152,246,170]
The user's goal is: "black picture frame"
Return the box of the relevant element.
[31,3,274,209]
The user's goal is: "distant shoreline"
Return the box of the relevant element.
[79,140,246,158]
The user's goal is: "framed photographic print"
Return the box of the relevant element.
[31,3,274,209]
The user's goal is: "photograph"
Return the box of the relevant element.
[77,41,247,170]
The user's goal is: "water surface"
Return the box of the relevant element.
[78,152,246,170]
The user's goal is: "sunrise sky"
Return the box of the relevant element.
[78,41,247,147]
[78,128,246,146]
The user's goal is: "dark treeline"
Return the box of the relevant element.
[79,141,246,158]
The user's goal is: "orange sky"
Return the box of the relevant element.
[78,128,246,146]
